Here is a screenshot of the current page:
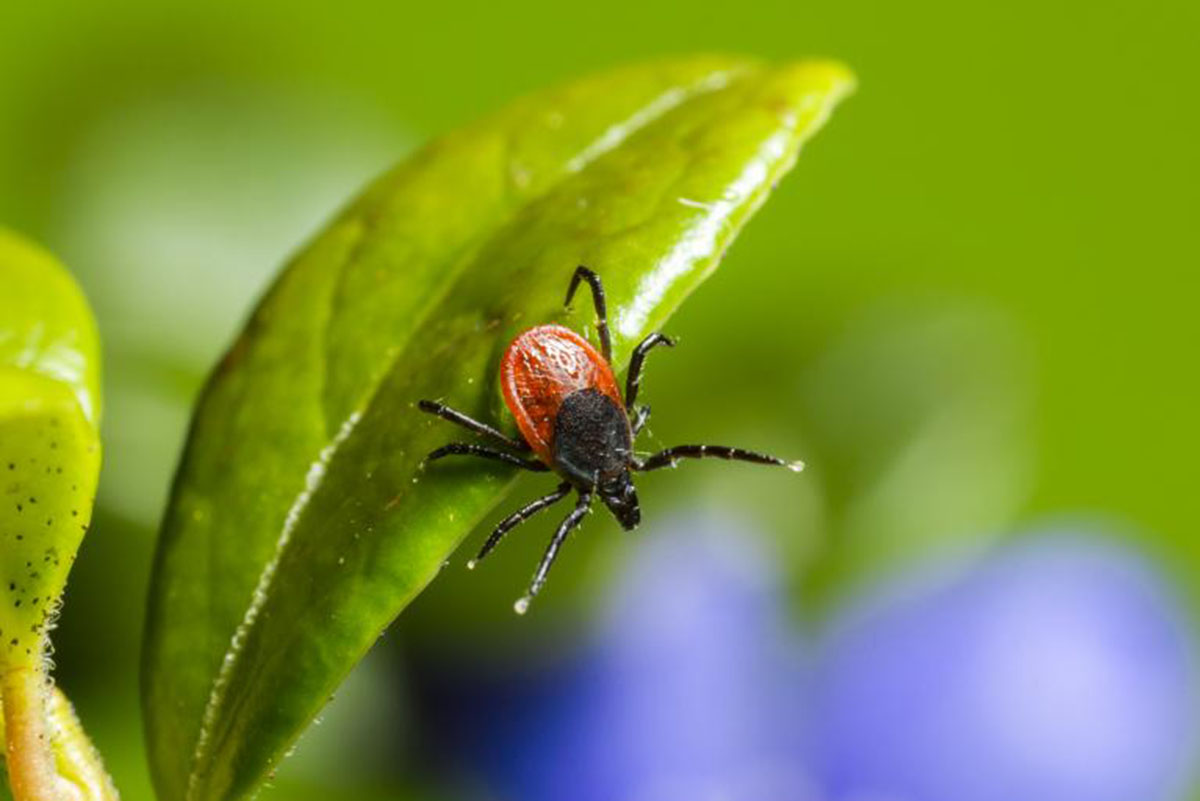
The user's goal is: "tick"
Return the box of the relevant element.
[420,266,803,613]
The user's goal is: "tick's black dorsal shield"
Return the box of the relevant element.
[418,266,802,613]
[549,386,640,530]
[551,388,633,487]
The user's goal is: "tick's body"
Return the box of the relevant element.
[420,267,801,613]
[501,325,627,470]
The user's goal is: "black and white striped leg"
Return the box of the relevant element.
[565,266,612,362]
[514,490,593,614]
[625,332,674,411]
[634,444,804,473]
[470,482,572,568]
[418,399,530,451]
[631,404,652,438]
[426,443,549,472]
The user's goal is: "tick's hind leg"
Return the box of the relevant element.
[470,482,572,568]
[565,266,612,362]
[426,443,549,472]
[514,490,593,614]
[635,444,805,473]
[419,399,530,451]
[625,332,674,411]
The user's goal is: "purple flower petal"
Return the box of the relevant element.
[812,531,1199,801]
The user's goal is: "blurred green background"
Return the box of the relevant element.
[1,1,1197,799]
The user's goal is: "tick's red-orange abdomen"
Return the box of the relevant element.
[500,324,622,465]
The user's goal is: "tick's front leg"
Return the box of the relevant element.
[418,399,530,451]
[426,443,549,472]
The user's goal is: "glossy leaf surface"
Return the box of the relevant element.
[142,56,854,801]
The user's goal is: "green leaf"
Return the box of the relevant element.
[0,227,101,669]
[0,228,112,801]
[142,55,854,801]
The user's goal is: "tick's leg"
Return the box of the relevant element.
[514,490,593,614]
[565,265,612,362]
[418,399,530,451]
[426,443,549,472]
[625,332,675,411]
[631,405,652,438]
[470,482,572,568]
[634,444,805,473]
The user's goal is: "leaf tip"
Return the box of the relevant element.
[783,58,858,98]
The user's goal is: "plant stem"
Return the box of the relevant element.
[2,664,73,801]
[1,661,119,801]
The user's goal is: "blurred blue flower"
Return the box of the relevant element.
[557,515,817,801]
[425,513,819,801]
[812,531,1199,801]
[424,518,1197,801]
